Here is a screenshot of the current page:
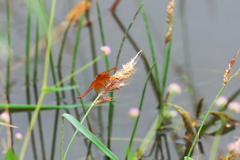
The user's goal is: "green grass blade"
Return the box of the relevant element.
[19,0,57,159]
[115,4,143,68]
[53,54,103,88]
[96,0,110,69]
[138,0,160,96]
[62,113,119,160]
[71,15,85,74]
[107,4,143,151]
[5,149,18,160]
[33,18,40,83]
[43,85,79,93]
[6,0,11,100]
[0,103,110,110]
[126,63,155,159]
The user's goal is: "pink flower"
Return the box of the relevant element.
[215,96,228,107]
[128,107,140,118]
[0,112,10,123]
[228,101,240,113]
[100,46,111,55]
[15,132,23,140]
[227,139,240,153]
[167,83,182,94]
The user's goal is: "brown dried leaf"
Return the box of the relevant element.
[65,1,92,22]
[169,104,195,139]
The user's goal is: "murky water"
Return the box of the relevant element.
[0,0,240,159]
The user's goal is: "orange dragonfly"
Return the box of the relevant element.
[77,68,117,98]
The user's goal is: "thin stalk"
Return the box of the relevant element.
[19,0,57,159]
[161,40,173,102]
[25,9,38,160]
[73,79,92,132]
[138,0,161,97]
[86,9,98,75]
[49,52,61,160]
[19,92,46,160]
[33,18,39,82]
[96,0,110,69]
[111,12,159,101]
[70,15,85,77]
[70,15,84,124]
[209,123,225,160]
[186,61,240,159]
[186,87,224,159]
[115,4,143,68]
[5,0,11,101]
[53,55,103,88]
[33,84,46,160]
[63,93,102,160]
[57,21,72,99]
[108,4,143,150]
[126,64,155,159]
[86,8,102,142]
[107,91,114,150]
[25,7,31,88]
[57,22,72,69]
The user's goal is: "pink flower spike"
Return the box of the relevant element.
[227,140,240,153]
[15,132,23,140]
[228,101,240,113]
[100,46,111,55]
[215,96,228,107]
[128,107,140,118]
[167,83,182,95]
[0,112,10,123]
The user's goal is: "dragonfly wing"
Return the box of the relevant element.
[93,80,105,92]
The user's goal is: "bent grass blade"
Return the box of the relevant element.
[61,113,119,160]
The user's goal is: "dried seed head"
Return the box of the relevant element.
[223,50,239,87]
[166,0,175,24]
[101,51,142,94]
[95,97,114,104]
[165,24,173,44]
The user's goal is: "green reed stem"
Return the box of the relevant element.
[86,10,98,75]
[111,13,159,101]
[6,0,11,100]
[126,64,155,160]
[33,18,39,82]
[57,22,72,69]
[19,0,57,159]
[161,40,173,101]
[96,0,110,69]
[25,7,31,87]
[186,87,224,159]
[71,15,85,77]
[108,4,143,151]
[25,8,39,160]
[186,68,240,159]
[73,79,92,131]
[49,52,61,160]
[115,4,143,68]
[63,93,102,160]
[138,0,160,96]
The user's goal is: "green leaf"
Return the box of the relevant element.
[62,113,119,160]
[5,149,18,160]
[43,85,78,92]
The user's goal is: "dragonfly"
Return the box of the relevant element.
[77,68,117,98]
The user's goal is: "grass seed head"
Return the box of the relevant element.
[95,97,114,104]
[223,50,239,87]
[101,51,142,94]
